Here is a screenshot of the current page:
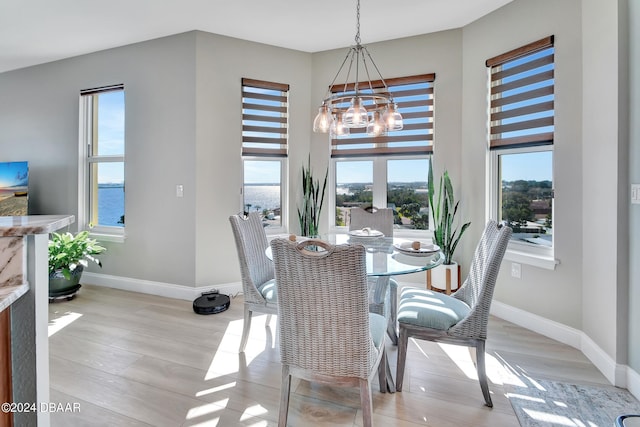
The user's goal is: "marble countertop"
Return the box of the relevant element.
[0,215,74,237]
[0,283,29,312]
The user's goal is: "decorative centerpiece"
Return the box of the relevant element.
[48,231,106,299]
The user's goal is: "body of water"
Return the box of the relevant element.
[98,185,124,227]
[244,185,281,212]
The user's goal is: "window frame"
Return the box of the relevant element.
[488,145,555,266]
[78,85,125,242]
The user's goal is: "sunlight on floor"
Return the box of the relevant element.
[195,382,237,398]
[185,314,276,426]
[431,341,528,387]
[205,315,276,380]
[48,311,82,337]
[240,404,269,420]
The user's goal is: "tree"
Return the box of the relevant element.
[502,192,533,225]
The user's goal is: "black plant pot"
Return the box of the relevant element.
[49,265,83,298]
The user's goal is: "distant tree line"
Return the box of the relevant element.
[336,183,429,229]
[502,180,553,231]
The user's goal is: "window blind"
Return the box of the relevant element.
[80,84,124,96]
[486,36,555,150]
[242,78,289,157]
[330,74,434,158]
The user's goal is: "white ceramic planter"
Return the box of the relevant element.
[427,262,460,294]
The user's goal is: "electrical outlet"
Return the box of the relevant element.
[511,262,521,279]
[176,184,184,198]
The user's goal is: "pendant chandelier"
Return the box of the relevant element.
[312,0,403,138]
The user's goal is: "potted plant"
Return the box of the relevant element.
[48,230,106,298]
[427,159,470,293]
[297,154,328,237]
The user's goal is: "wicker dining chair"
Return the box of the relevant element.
[349,206,394,236]
[229,212,278,353]
[349,206,399,344]
[270,238,387,427]
[395,220,511,407]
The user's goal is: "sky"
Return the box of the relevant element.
[0,161,28,188]
[243,152,552,186]
[96,90,125,184]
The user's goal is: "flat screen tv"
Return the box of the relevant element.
[0,161,28,216]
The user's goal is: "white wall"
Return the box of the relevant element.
[0,32,199,287]
[0,31,312,291]
[582,0,628,365]
[627,0,640,372]
[193,32,312,287]
[461,0,584,329]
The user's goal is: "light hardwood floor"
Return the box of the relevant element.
[47,284,608,426]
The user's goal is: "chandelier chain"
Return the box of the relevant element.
[355,0,361,45]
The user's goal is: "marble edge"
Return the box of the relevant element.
[0,282,29,312]
[0,215,75,237]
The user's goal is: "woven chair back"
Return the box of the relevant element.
[270,238,377,379]
[349,207,394,237]
[450,220,512,339]
[229,212,274,304]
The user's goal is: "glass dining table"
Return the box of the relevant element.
[266,233,444,392]
[266,233,444,344]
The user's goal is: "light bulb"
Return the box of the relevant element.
[330,114,350,137]
[366,111,386,137]
[313,105,333,133]
[383,103,403,131]
[343,97,368,128]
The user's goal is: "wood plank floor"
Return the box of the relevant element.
[47,284,608,426]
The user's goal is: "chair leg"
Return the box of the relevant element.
[377,346,387,393]
[279,365,291,427]
[387,281,398,345]
[359,378,374,427]
[396,325,409,392]
[239,306,253,353]
[476,340,493,407]
[266,313,273,327]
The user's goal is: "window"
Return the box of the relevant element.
[331,75,433,233]
[79,85,125,239]
[333,157,429,231]
[241,78,289,231]
[487,36,555,257]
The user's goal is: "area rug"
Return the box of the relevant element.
[505,377,640,427]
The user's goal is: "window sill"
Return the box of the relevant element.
[89,231,125,243]
[504,247,558,270]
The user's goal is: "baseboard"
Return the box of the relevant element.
[491,301,582,349]
[626,366,640,399]
[82,272,243,301]
[491,300,623,387]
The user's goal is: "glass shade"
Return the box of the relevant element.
[330,114,350,137]
[343,97,368,128]
[313,105,333,133]
[366,111,386,137]
[383,103,403,131]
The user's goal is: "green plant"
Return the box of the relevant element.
[48,231,106,279]
[427,159,470,265]
[297,155,328,237]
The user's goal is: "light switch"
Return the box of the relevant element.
[632,184,640,204]
[176,184,184,198]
